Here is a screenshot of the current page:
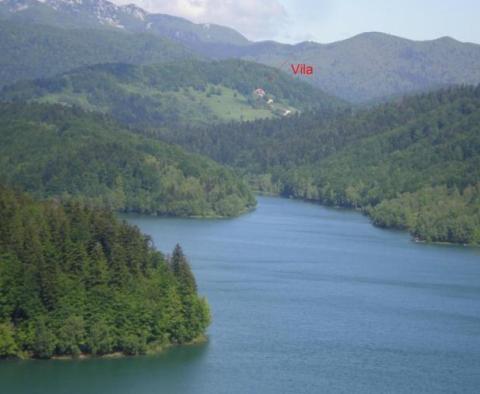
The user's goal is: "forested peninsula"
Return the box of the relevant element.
[0,185,210,359]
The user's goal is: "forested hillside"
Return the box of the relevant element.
[0,185,210,359]
[2,1,480,103]
[238,33,480,103]
[0,21,195,88]
[0,102,255,217]
[0,60,343,127]
[155,86,480,244]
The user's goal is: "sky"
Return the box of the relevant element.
[112,0,480,44]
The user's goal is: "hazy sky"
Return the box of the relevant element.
[112,0,479,44]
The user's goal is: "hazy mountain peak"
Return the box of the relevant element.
[345,31,409,44]
[122,3,146,20]
[434,35,460,44]
[0,0,249,44]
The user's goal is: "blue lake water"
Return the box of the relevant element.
[1,196,479,393]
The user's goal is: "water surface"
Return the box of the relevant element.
[1,196,479,393]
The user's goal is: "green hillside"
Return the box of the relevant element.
[0,102,255,217]
[0,21,195,88]
[0,185,210,359]
[155,86,480,245]
[239,33,480,103]
[0,60,343,127]
[3,3,480,103]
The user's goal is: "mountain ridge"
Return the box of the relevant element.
[0,0,250,45]
[2,0,480,102]
[2,0,475,47]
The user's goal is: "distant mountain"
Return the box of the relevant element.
[235,33,480,103]
[2,0,480,102]
[0,0,249,46]
[0,60,344,127]
[0,21,196,87]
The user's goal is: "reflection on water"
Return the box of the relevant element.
[1,342,209,394]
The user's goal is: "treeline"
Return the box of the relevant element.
[154,85,480,244]
[0,60,344,128]
[0,102,255,218]
[368,185,480,244]
[0,185,210,359]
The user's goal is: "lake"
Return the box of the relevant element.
[1,196,479,393]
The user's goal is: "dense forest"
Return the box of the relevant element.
[0,21,195,88]
[154,86,480,244]
[237,33,480,103]
[0,185,210,359]
[0,102,255,217]
[0,60,344,127]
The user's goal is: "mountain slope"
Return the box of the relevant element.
[155,85,480,244]
[0,21,196,87]
[0,0,249,46]
[0,60,344,127]
[236,33,480,103]
[0,102,255,217]
[2,1,480,102]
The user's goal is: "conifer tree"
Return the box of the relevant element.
[0,186,211,359]
[170,244,197,295]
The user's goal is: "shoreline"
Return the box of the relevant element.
[120,204,257,221]
[15,334,208,362]
[253,193,478,247]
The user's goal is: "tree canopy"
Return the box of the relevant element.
[0,60,344,127]
[0,102,255,218]
[0,185,210,359]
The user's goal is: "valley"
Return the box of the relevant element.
[0,1,479,393]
